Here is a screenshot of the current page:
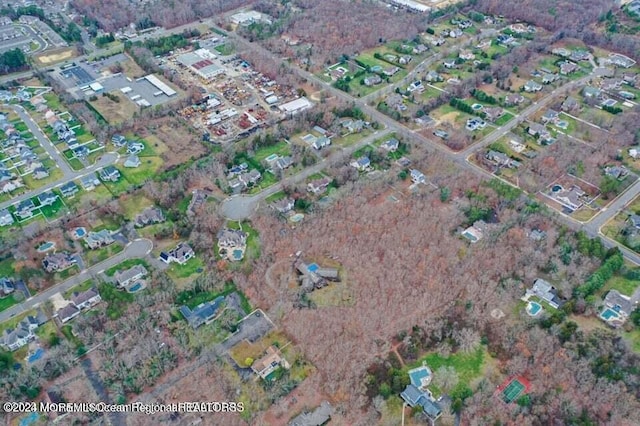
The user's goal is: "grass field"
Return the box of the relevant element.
[118,194,155,220]
[89,92,138,125]
[119,157,164,186]
[419,347,486,398]
[253,141,291,163]
[0,294,18,312]
[166,256,205,281]
[599,271,640,297]
[104,258,150,277]
[63,280,95,299]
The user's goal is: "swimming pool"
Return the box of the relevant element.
[307,263,319,273]
[408,366,432,388]
[526,301,542,316]
[471,103,484,111]
[462,231,478,242]
[600,307,620,321]
[265,153,279,162]
[290,213,304,223]
[232,249,244,261]
[128,282,143,293]
[73,227,87,239]
[19,412,39,426]
[27,348,44,363]
[37,241,55,252]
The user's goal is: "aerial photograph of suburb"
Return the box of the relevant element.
[0,0,639,425]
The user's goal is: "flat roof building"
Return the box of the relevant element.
[278,97,313,115]
[143,74,176,96]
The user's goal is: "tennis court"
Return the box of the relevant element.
[501,378,526,403]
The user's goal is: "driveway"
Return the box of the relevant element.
[0,238,153,323]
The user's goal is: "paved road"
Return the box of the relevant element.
[1,104,119,211]
[0,238,153,323]
[220,129,392,220]
[10,104,73,176]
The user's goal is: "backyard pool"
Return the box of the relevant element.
[73,227,87,239]
[265,153,279,162]
[526,301,543,316]
[128,282,144,293]
[471,103,484,111]
[19,412,39,426]
[307,263,319,273]
[37,241,55,252]
[290,213,304,223]
[462,231,478,242]
[27,348,44,363]
[600,307,620,321]
[232,249,244,261]
[551,185,563,193]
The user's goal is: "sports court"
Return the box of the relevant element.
[496,376,531,404]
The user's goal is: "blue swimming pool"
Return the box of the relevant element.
[19,412,39,426]
[462,231,478,242]
[27,348,44,363]
[600,308,620,321]
[409,366,431,388]
[37,241,55,252]
[73,227,87,238]
[232,249,244,261]
[307,263,319,272]
[527,301,542,316]
[129,282,143,293]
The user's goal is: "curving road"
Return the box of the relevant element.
[0,238,153,323]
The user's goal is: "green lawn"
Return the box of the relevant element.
[214,44,235,55]
[418,347,486,398]
[84,244,124,267]
[39,198,67,220]
[102,175,134,196]
[0,258,15,277]
[247,172,279,195]
[265,191,287,204]
[624,328,640,353]
[253,142,291,163]
[494,113,515,127]
[43,93,63,112]
[104,259,150,277]
[119,157,164,186]
[227,221,261,260]
[98,282,134,320]
[336,129,371,147]
[0,294,18,312]
[63,280,96,299]
[166,256,205,281]
[600,272,640,298]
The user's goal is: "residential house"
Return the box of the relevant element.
[604,165,629,180]
[628,214,640,229]
[443,59,456,69]
[629,147,640,160]
[134,207,165,227]
[398,55,412,65]
[159,242,195,265]
[275,156,293,170]
[114,264,148,288]
[0,277,15,297]
[73,146,89,158]
[550,184,586,211]
[123,155,141,168]
[295,259,339,292]
[541,109,559,124]
[126,141,144,155]
[37,191,57,207]
[179,296,224,329]
[99,166,120,182]
[238,169,262,187]
[528,228,547,241]
[381,138,399,152]
[363,75,382,86]
[71,288,101,310]
[459,50,475,61]
[528,123,551,140]
[561,96,579,112]
[560,61,579,75]
[383,66,400,77]
[400,385,442,422]
[407,80,424,93]
[600,290,636,326]
[505,93,525,106]
[289,401,333,426]
[217,228,248,261]
[272,197,294,214]
[542,73,559,84]
[84,230,114,249]
[312,136,331,150]
[111,134,127,147]
[523,80,543,92]
[508,139,526,153]
[341,119,365,134]
[251,345,290,380]
[449,28,463,38]
[60,181,79,198]
[483,107,504,122]
[570,50,591,62]
[187,189,208,216]
[32,167,49,180]
[486,150,514,167]
[43,252,76,273]
[350,156,371,172]
[466,117,487,131]
[410,169,426,184]
[413,44,429,54]
[15,199,36,219]
[56,303,80,323]
[0,209,14,226]
[527,278,564,309]
[307,177,331,194]
[552,47,571,58]
[80,174,100,191]
[1,315,40,351]
[312,126,327,136]
[601,78,623,91]
[582,86,601,99]
[425,70,442,82]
